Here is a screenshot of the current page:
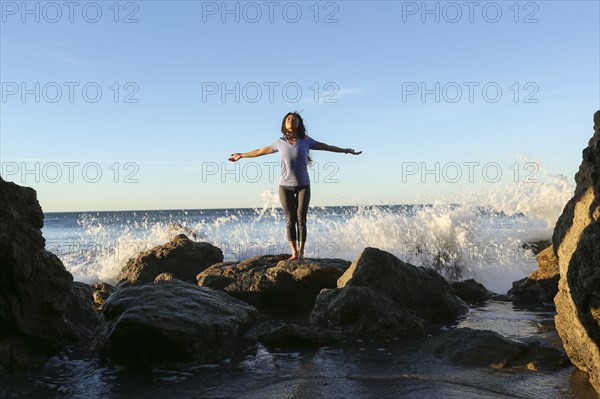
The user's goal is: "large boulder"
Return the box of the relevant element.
[197,254,350,311]
[450,279,496,305]
[64,282,100,343]
[117,234,223,285]
[423,327,570,371]
[508,245,560,305]
[96,279,258,363]
[552,110,600,393]
[310,247,468,339]
[0,177,74,370]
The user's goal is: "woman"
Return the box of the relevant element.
[228,112,362,260]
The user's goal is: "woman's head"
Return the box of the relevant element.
[281,112,307,138]
[280,111,313,165]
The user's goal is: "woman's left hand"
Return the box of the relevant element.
[346,148,362,155]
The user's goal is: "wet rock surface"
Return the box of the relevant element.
[197,254,350,311]
[450,279,496,305]
[96,279,258,363]
[422,327,570,371]
[117,234,223,286]
[0,177,78,370]
[310,247,468,339]
[509,245,560,306]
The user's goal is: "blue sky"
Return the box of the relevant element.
[1,0,599,212]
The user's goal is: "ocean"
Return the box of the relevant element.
[43,173,572,294]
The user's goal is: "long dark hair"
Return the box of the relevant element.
[280,111,307,139]
[280,111,313,165]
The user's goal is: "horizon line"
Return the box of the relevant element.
[43,203,446,214]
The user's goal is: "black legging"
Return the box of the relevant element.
[279,184,311,242]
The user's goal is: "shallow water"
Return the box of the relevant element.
[2,301,598,399]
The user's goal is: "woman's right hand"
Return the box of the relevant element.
[228,153,242,162]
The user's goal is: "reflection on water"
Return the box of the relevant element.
[456,300,556,341]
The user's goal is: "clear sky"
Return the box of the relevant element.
[1,0,599,212]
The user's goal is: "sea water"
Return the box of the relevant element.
[43,170,573,294]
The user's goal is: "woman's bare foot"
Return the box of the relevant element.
[297,250,304,260]
[287,241,299,260]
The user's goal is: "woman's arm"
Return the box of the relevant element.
[228,145,275,162]
[314,141,362,155]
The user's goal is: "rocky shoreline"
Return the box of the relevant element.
[1,111,599,395]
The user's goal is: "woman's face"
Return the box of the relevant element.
[285,114,300,132]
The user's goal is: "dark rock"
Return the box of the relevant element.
[312,285,426,338]
[509,245,559,306]
[310,247,468,339]
[197,254,350,311]
[117,234,223,286]
[521,340,572,371]
[0,177,74,370]
[423,327,570,371]
[258,324,338,349]
[552,110,600,393]
[450,279,495,305]
[92,282,115,311]
[96,279,258,363]
[65,282,100,342]
[509,276,560,306]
